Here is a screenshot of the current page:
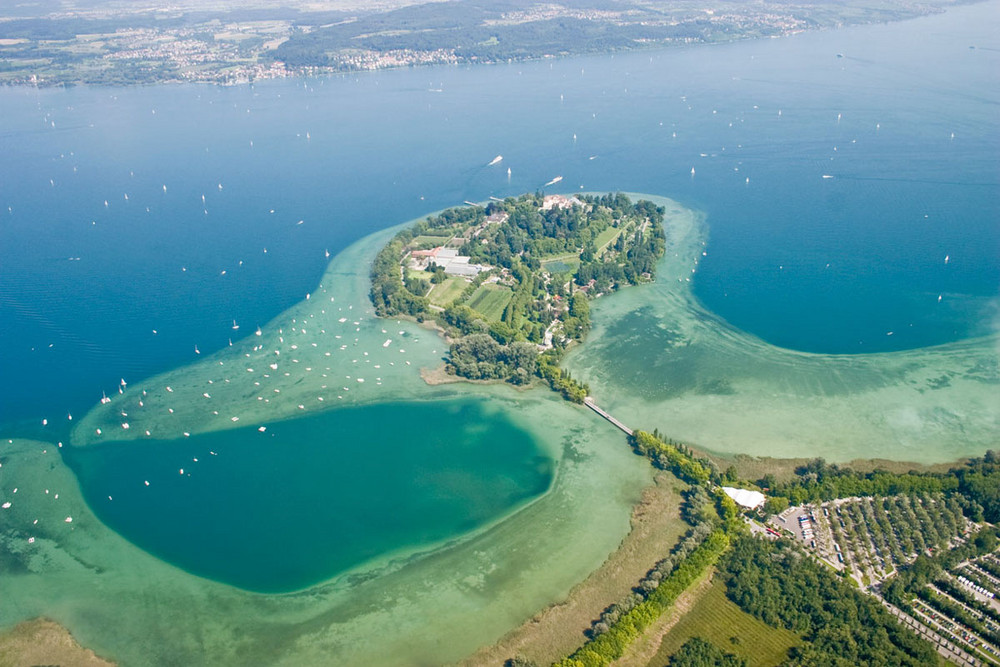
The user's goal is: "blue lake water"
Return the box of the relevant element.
[1,3,998,428]
[65,398,553,592]
[0,0,996,633]
[0,6,997,425]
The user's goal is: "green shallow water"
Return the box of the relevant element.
[0,210,653,666]
[563,195,999,464]
[2,193,997,665]
[65,399,554,593]
[0,392,650,666]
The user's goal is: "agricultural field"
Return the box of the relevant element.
[649,575,802,666]
[465,284,512,322]
[428,276,468,308]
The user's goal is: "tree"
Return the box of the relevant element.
[763,496,789,516]
[428,263,446,283]
[669,637,746,667]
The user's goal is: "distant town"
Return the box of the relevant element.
[0,0,979,86]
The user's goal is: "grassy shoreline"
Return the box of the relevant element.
[0,618,115,667]
[462,472,688,666]
[10,193,994,665]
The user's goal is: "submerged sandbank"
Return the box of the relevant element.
[1,391,651,665]
[5,194,996,666]
[563,195,999,463]
[3,208,654,665]
[71,223,448,447]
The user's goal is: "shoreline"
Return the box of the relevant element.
[0,618,115,667]
[460,472,688,667]
[5,192,995,664]
[1,435,987,667]
[0,0,987,89]
[563,194,999,464]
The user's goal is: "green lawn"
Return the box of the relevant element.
[410,234,453,247]
[428,277,468,307]
[649,574,801,667]
[466,284,512,322]
[542,258,580,274]
[595,224,627,252]
[405,268,431,283]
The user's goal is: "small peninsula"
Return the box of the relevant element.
[370,192,665,399]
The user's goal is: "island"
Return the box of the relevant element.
[370,192,664,399]
[1,191,998,667]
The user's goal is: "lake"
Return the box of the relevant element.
[1,1,996,427]
[0,2,997,663]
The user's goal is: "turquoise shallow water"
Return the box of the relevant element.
[1,1,997,426]
[0,4,997,663]
[65,399,553,593]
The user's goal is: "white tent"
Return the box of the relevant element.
[722,486,766,509]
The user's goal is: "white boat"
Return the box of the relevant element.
[488,155,503,166]
[545,175,563,186]
[232,320,239,330]
[383,339,392,348]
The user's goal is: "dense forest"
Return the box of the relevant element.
[371,192,665,392]
[720,535,940,666]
